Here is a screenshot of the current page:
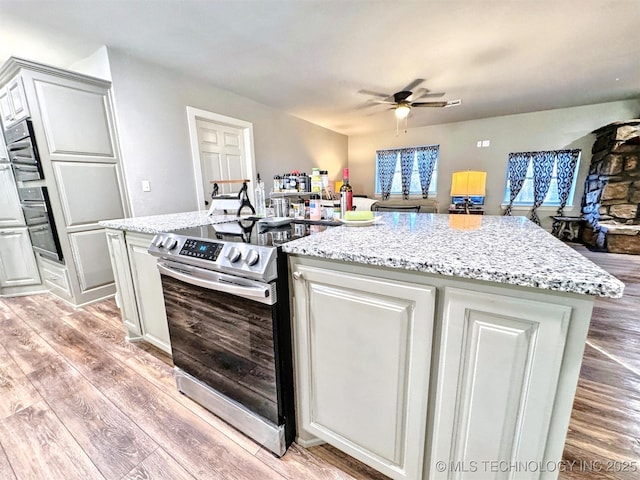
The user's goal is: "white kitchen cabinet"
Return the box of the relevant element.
[428,288,571,479]
[291,262,435,480]
[0,163,24,227]
[125,232,171,353]
[0,76,29,127]
[105,229,143,340]
[0,227,41,287]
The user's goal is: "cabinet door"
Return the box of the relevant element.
[292,264,435,480]
[0,227,41,287]
[105,229,142,340]
[428,288,571,480]
[126,233,171,354]
[0,88,13,125]
[7,77,29,123]
[0,164,24,227]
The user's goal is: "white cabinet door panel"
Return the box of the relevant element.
[292,264,435,480]
[429,287,571,480]
[0,164,24,227]
[0,227,40,287]
[34,81,114,158]
[53,162,124,226]
[68,229,114,291]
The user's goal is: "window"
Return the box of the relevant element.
[503,151,580,207]
[374,146,438,196]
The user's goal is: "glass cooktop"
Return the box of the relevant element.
[172,218,333,248]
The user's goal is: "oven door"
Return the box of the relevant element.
[157,261,279,423]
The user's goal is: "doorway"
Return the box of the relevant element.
[186,107,256,208]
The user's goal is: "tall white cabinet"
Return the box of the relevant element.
[0,57,130,306]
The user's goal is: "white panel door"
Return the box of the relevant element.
[0,227,41,287]
[0,164,24,227]
[53,162,125,226]
[196,118,247,203]
[292,264,435,480]
[429,287,571,480]
[34,81,114,158]
[68,229,114,291]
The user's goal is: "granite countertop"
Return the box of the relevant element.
[99,210,237,234]
[282,213,625,298]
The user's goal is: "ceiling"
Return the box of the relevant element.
[0,0,638,136]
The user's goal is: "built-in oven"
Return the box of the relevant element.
[4,119,44,181]
[5,118,64,262]
[18,186,63,262]
[148,221,299,457]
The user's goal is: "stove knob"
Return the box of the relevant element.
[246,249,260,266]
[166,238,178,250]
[154,236,165,248]
[226,247,242,263]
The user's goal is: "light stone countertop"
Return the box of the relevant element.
[99,210,624,298]
[282,213,625,298]
[99,210,238,234]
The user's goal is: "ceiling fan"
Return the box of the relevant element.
[359,79,461,119]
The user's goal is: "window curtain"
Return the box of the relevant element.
[529,151,556,225]
[417,146,439,198]
[552,149,580,235]
[376,149,399,200]
[504,153,530,216]
[400,147,417,199]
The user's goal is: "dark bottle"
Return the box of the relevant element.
[339,168,353,216]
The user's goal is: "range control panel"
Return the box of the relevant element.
[148,232,279,282]
[179,239,224,261]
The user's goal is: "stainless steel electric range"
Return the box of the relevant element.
[148,219,331,456]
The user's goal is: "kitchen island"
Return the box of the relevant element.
[101,211,623,480]
[282,213,623,480]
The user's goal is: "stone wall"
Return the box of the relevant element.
[581,120,640,253]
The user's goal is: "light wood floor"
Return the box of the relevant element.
[0,246,638,480]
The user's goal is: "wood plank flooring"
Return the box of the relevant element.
[0,245,637,479]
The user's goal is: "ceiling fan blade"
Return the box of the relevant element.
[400,78,425,92]
[412,101,449,107]
[372,100,397,104]
[358,89,392,98]
[411,88,446,101]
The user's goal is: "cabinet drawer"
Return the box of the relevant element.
[39,256,71,296]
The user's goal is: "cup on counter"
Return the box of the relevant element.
[272,198,289,217]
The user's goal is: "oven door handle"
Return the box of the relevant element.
[157,262,275,305]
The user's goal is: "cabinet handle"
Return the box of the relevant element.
[292,271,303,281]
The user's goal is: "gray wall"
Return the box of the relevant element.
[106,48,348,217]
[348,100,640,229]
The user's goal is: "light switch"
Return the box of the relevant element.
[476,141,482,148]
[141,180,151,192]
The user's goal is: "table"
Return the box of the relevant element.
[551,216,585,241]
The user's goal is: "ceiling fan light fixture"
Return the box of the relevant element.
[395,104,411,119]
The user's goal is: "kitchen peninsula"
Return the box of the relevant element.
[101,211,623,480]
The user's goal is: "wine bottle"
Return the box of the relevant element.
[255,173,266,217]
[339,168,353,217]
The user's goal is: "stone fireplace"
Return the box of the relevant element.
[582,120,640,255]
[581,120,640,254]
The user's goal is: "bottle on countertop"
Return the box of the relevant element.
[273,174,282,193]
[339,168,353,217]
[298,172,308,192]
[320,170,329,197]
[310,167,322,193]
[255,173,266,217]
[309,194,321,220]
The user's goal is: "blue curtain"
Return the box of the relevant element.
[504,153,530,216]
[417,146,439,198]
[376,150,399,200]
[529,152,556,225]
[400,147,417,199]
